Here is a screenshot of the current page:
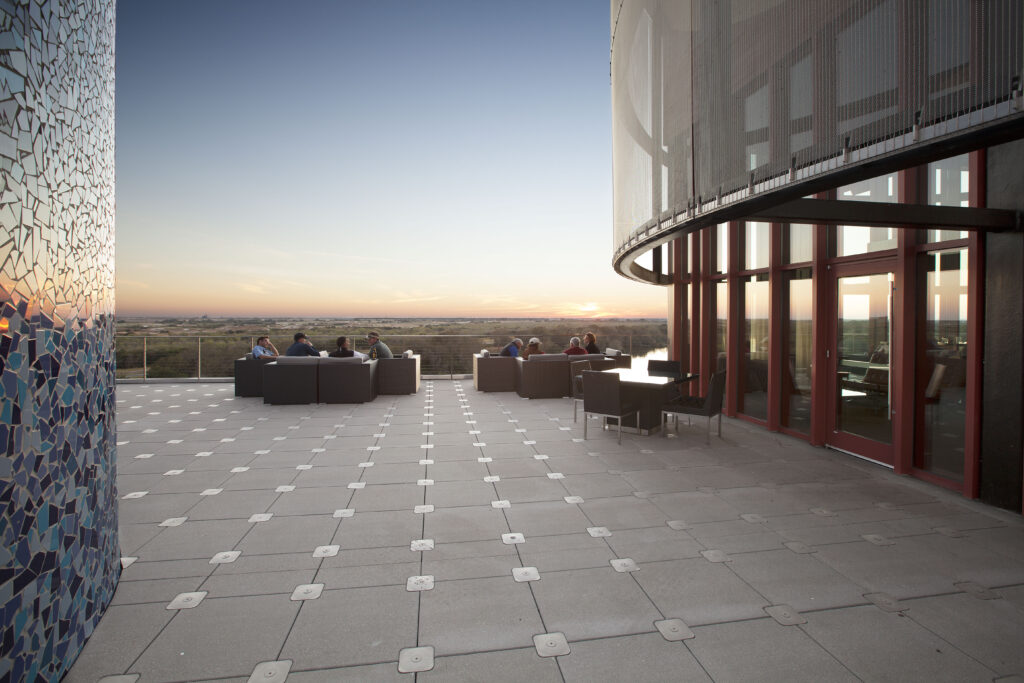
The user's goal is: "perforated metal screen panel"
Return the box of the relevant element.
[611,0,1024,279]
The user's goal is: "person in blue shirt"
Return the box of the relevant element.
[252,336,278,358]
[500,338,523,357]
[285,332,320,356]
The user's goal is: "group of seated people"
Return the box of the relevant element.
[499,332,601,359]
[252,331,394,360]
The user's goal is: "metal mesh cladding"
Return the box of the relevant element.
[610,0,1024,273]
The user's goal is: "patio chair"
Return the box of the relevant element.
[582,370,639,444]
[570,360,591,422]
[660,371,726,443]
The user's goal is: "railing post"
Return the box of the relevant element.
[143,337,147,382]
[197,336,202,380]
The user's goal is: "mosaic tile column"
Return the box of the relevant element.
[0,1,118,681]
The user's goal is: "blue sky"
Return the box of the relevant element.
[115,0,665,318]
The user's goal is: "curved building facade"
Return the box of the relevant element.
[0,1,118,680]
[611,0,1024,511]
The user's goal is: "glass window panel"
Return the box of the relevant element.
[714,280,728,372]
[835,226,897,256]
[836,272,893,444]
[916,248,968,481]
[741,275,770,420]
[782,269,813,433]
[834,173,899,257]
[744,222,770,270]
[925,154,970,242]
[715,223,729,274]
[838,173,898,204]
[785,223,813,264]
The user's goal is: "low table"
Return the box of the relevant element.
[601,368,699,433]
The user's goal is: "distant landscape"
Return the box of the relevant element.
[115,317,668,379]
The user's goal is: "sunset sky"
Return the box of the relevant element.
[114,1,666,319]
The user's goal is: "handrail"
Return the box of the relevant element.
[114,333,669,381]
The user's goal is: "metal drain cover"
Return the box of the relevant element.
[209,551,240,564]
[765,604,805,625]
[398,646,434,673]
[610,558,639,572]
[491,500,511,509]
[333,508,355,518]
[533,632,570,657]
[701,549,730,563]
[159,517,187,528]
[313,545,339,558]
[564,496,584,504]
[411,539,435,551]
[414,505,435,514]
[587,527,611,538]
[290,584,324,601]
[655,618,694,641]
[512,567,540,582]
[406,575,435,591]
[167,592,207,610]
[246,660,291,683]
[502,533,525,545]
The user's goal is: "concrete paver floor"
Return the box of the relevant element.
[65,380,1024,682]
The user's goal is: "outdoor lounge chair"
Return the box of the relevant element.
[582,370,639,444]
[570,359,591,422]
[660,371,726,443]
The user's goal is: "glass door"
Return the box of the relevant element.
[828,264,896,465]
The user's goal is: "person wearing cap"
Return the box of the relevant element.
[521,337,544,360]
[564,336,587,355]
[366,331,393,360]
[500,338,523,357]
[285,332,320,356]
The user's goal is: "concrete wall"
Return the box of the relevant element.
[0,1,118,679]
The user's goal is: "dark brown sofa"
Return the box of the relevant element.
[234,355,275,397]
[318,357,378,403]
[473,353,517,392]
[516,354,615,399]
[262,357,320,404]
[378,352,420,395]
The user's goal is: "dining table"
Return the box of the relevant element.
[600,367,699,434]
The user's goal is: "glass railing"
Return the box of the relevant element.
[114,334,669,380]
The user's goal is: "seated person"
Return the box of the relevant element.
[583,332,600,355]
[522,337,544,360]
[331,336,368,360]
[285,332,320,357]
[329,336,354,358]
[500,338,523,357]
[366,331,393,359]
[564,336,587,355]
[252,336,278,358]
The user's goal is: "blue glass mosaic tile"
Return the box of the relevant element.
[0,1,118,681]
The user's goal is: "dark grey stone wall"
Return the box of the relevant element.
[981,138,1024,512]
[0,1,118,680]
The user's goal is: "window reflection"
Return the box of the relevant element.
[714,280,728,372]
[926,154,969,242]
[744,222,770,270]
[782,269,813,433]
[784,223,813,264]
[741,275,769,420]
[916,248,968,480]
[835,173,898,256]
[715,223,729,274]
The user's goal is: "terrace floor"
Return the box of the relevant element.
[67,380,1024,682]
